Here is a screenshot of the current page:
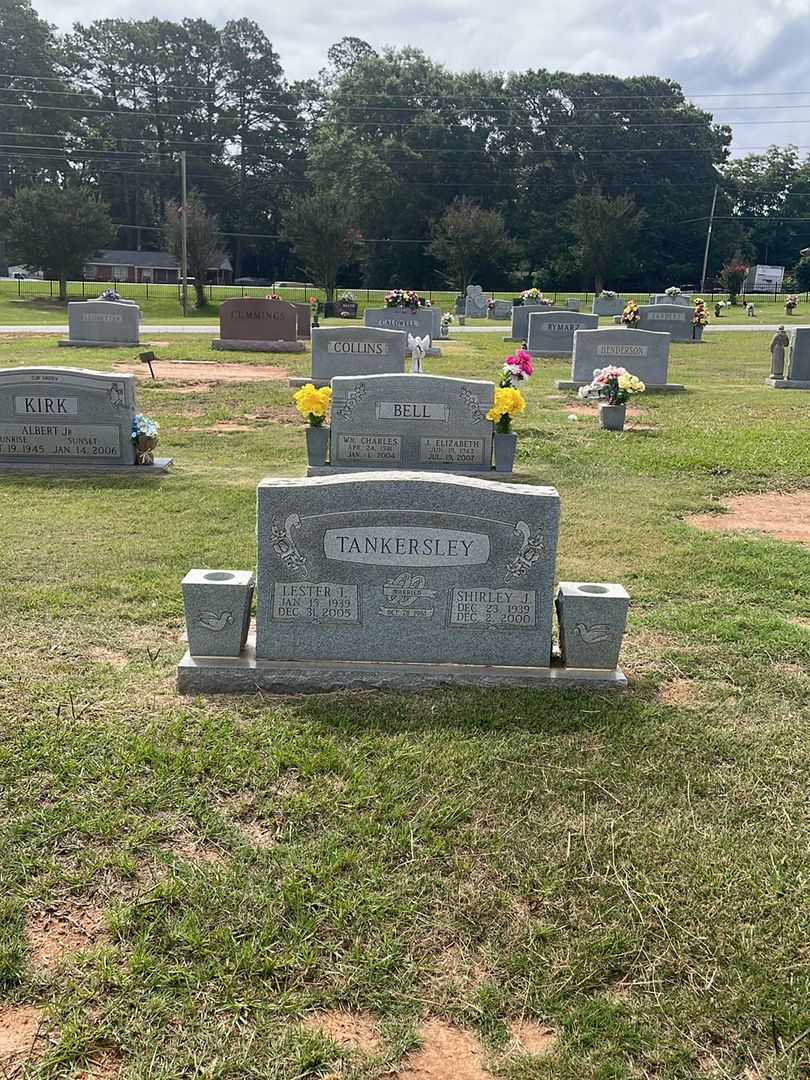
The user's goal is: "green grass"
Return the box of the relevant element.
[0,330,809,1078]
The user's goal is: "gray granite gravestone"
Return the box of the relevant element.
[526,310,598,357]
[591,296,625,317]
[566,298,581,311]
[314,373,495,476]
[488,300,512,320]
[651,293,691,307]
[0,366,169,472]
[254,472,560,669]
[557,328,682,391]
[638,303,697,342]
[213,298,303,353]
[364,306,441,355]
[59,300,141,347]
[465,285,487,317]
[770,326,810,388]
[294,303,311,339]
[506,301,544,342]
[291,327,408,387]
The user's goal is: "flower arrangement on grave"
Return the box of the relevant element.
[500,349,533,387]
[620,299,640,327]
[385,288,423,309]
[339,291,354,302]
[785,294,798,314]
[664,286,682,296]
[486,385,525,434]
[692,298,709,326]
[99,288,120,301]
[442,312,454,326]
[599,289,618,299]
[265,293,282,301]
[293,383,332,427]
[131,413,159,465]
[520,288,553,305]
[578,366,645,406]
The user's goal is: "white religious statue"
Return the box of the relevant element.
[407,333,430,374]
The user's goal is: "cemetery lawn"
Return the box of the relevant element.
[1,330,809,1079]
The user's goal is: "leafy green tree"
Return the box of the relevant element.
[566,188,646,293]
[427,197,516,292]
[0,184,112,299]
[164,191,222,308]
[281,188,358,301]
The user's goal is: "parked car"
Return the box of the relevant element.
[235,277,273,286]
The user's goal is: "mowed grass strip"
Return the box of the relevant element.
[0,329,808,1078]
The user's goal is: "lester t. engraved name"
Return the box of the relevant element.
[323,526,490,566]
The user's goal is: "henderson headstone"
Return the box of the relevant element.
[213,298,304,353]
[312,373,495,477]
[505,301,544,343]
[556,328,682,392]
[771,326,810,388]
[291,326,407,387]
[465,285,488,317]
[177,473,629,692]
[591,295,625,317]
[0,366,171,472]
[526,310,598,357]
[638,303,697,342]
[59,300,141,347]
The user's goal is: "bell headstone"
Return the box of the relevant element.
[526,310,598,357]
[638,303,697,342]
[315,373,495,476]
[465,285,487,318]
[59,300,141,348]
[556,328,682,391]
[0,366,168,471]
[292,327,407,388]
[213,298,303,353]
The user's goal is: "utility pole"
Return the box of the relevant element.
[700,183,719,293]
[180,150,189,318]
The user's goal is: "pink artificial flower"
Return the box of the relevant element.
[514,349,534,376]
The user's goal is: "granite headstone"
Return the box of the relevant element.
[638,303,695,342]
[213,298,302,352]
[526,310,598,357]
[787,327,810,382]
[293,326,408,387]
[557,328,680,391]
[566,298,581,311]
[294,303,312,339]
[59,300,140,347]
[364,306,440,355]
[652,293,691,307]
[591,296,625,317]
[465,285,488,317]
[488,300,512,320]
[506,301,544,342]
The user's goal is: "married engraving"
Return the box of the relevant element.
[379,572,437,618]
[270,513,308,578]
[505,521,544,581]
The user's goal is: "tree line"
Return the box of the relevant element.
[2,0,810,295]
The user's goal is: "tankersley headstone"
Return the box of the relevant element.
[465,285,488,317]
[59,300,141,347]
[213,298,303,352]
[557,328,681,391]
[526,310,598,357]
[292,327,408,387]
[637,303,695,342]
[0,366,138,465]
[506,301,544,342]
[317,373,495,476]
[254,472,560,668]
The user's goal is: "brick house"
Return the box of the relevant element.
[83,249,233,285]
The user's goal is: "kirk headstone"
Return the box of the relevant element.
[526,310,598,357]
[292,327,408,387]
[0,366,148,468]
[556,328,682,391]
[213,298,303,353]
[315,373,495,476]
[638,303,695,342]
[465,285,488,318]
[59,300,140,348]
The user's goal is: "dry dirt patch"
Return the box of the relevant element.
[0,1005,47,1070]
[687,491,810,547]
[563,403,642,419]
[302,1009,381,1056]
[506,1019,556,1057]
[113,360,289,386]
[74,1053,122,1079]
[398,1020,487,1080]
[27,903,107,968]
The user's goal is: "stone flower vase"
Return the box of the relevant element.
[599,403,626,432]
[494,432,517,473]
[691,324,705,341]
[306,424,329,466]
[135,434,158,465]
[181,569,254,658]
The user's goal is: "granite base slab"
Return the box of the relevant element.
[767,377,810,389]
[556,379,685,393]
[305,464,508,479]
[426,346,442,357]
[177,641,628,694]
[58,339,140,348]
[0,457,173,475]
[289,376,329,387]
[212,339,305,353]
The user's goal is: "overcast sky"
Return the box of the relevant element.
[33,0,810,157]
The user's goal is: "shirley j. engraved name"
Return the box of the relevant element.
[323,526,490,565]
[449,587,537,628]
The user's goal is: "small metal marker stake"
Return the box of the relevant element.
[139,351,156,379]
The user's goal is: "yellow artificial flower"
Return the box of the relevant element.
[617,373,645,394]
[293,383,332,419]
[486,386,526,421]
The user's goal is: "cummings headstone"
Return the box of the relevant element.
[59,300,140,348]
[465,285,488,317]
[506,301,544,342]
[213,298,303,353]
[557,328,682,391]
[317,373,495,476]
[0,366,138,466]
[638,303,695,342]
[292,327,407,387]
[526,310,598,357]
[254,471,560,668]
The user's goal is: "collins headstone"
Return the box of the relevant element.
[59,300,141,348]
[638,303,699,342]
[291,327,408,387]
[556,328,682,391]
[213,298,304,353]
[526,310,598,357]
